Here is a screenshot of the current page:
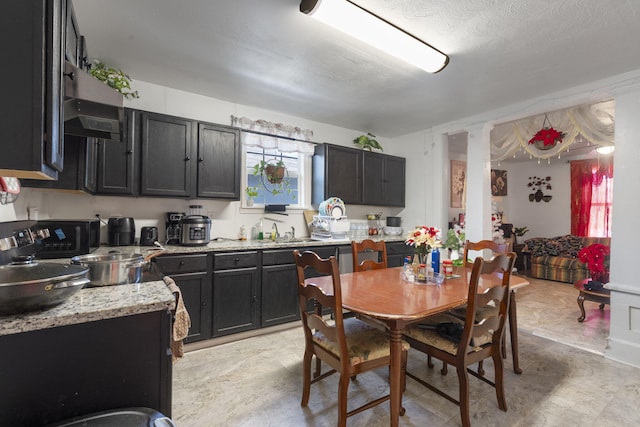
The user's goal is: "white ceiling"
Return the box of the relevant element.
[72,0,640,140]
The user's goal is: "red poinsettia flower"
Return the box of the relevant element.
[578,243,610,282]
[528,127,566,147]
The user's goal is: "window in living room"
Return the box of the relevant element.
[570,158,613,237]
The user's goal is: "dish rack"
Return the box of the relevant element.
[310,215,350,240]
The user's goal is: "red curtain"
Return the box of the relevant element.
[570,158,614,236]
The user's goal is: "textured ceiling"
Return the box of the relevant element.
[72,0,640,139]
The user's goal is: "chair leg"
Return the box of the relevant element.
[301,351,313,406]
[493,352,507,411]
[456,365,471,427]
[314,355,321,378]
[477,360,485,376]
[427,355,434,369]
[441,361,448,375]
[337,373,350,427]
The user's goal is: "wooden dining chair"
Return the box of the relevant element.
[462,239,507,268]
[403,253,516,427]
[351,239,388,272]
[293,250,408,427]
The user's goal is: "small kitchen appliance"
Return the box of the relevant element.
[34,219,100,258]
[107,217,135,246]
[179,215,211,246]
[140,226,159,246]
[165,212,185,245]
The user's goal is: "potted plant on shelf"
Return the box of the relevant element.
[89,59,140,99]
[252,159,295,199]
[513,226,529,244]
[353,133,383,151]
[245,186,259,207]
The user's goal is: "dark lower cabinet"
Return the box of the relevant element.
[262,249,299,327]
[0,310,172,426]
[386,241,414,267]
[213,252,260,337]
[154,253,212,343]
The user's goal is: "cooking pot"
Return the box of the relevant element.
[179,215,211,246]
[71,251,164,287]
[0,260,90,315]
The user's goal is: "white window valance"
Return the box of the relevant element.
[231,115,316,156]
[491,100,615,161]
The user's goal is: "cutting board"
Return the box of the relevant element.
[303,210,317,234]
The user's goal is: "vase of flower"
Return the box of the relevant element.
[406,225,442,268]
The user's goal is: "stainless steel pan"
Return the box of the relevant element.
[0,261,90,315]
[71,251,165,287]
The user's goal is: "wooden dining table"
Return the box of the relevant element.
[308,266,529,427]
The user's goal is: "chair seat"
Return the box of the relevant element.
[449,304,498,323]
[404,314,493,355]
[313,317,409,366]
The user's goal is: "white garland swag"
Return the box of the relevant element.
[491,100,615,161]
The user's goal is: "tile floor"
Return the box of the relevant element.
[172,276,640,426]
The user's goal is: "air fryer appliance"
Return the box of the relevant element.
[179,215,211,246]
[140,226,159,246]
[107,217,135,246]
[165,212,185,245]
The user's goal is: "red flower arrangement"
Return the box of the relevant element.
[578,243,610,283]
[528,127,565,148]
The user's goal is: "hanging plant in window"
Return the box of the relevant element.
[253,158,295,199]
[528,114,565,150]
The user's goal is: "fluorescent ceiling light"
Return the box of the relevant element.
[596,145,615,154]
[299,0,449,73]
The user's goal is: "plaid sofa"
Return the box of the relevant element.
[523,235,611,283]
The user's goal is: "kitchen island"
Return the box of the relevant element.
[0,281,175,426]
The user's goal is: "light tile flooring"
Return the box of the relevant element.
[172,276,640,426]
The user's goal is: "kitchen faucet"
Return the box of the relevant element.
[271,222,280,241]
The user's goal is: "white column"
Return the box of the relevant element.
[464,123,494,242]
[606,89,640,367]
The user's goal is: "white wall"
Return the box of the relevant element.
[499,160,571,238]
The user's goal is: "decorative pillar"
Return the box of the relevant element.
[464,122,494,243]
[606,88,640,367]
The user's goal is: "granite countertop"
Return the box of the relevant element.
[94,234,407,255]
[0,280,175,337]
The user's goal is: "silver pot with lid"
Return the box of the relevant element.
[71,251,165,287]
[0,260,90,315]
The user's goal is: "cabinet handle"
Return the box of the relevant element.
[185,156,191,161]
[234,258,240,264]
[126,149,133,155]
[63,71,75,80]
[198,157,204,162]
[179,261,185,266]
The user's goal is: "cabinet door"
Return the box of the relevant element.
[197,123,240,199]
[97,109,138,195]
[0,0,64,179]
[171,271,212,343]
[21,135,95,192]
[313,144,362,205]
[384,155,406,207]
[363,152,385,205]
[387,241,413,267]
[140,112,195,197]
[212,268,259,337]
[261,264,299,327]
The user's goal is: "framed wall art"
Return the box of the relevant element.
[491,169,508,196]
[450,160,466,208]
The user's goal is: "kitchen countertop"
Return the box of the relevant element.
[95,234,407,255]
[0,280,174,337]
[0,236,407,337]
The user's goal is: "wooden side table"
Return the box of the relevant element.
[574,279,610,322]
[513,244,528,272]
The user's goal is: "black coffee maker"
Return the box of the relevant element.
[165,212,185,245]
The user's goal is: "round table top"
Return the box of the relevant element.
[574,279,610,296]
